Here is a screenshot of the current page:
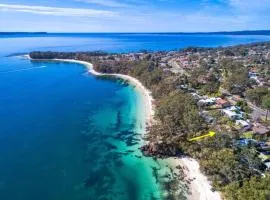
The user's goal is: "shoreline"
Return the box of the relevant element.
[167,157,222,200]
[53,59,155,128]
[27,56,221,200]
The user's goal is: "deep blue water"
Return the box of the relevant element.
[0,33,270,200]
[1,33,270,56]
[0,56,165,199]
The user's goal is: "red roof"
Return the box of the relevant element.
[249,68,258,73]
[216,99,229,105]
[253,124,270,135]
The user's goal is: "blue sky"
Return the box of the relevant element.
[0,0,270,32]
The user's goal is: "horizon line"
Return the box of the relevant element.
[1,30,270,34]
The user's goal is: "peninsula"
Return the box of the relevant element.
[29,42,270,200]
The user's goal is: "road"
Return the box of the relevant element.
[220,88,267,120]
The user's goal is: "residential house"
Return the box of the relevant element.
[263,161,270,171]
[222,109,239,120]
[236,120,251,129]
[236,138,256,147]
[199,111,215,123]
[232,95,242,102]
[197,98,216,107]
[191,93,202,101]
[253,124,270,136]
[259,150,270,162]
[216,99,231,108]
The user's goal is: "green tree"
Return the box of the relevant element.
[262,94,270,120]
[223,174,270,200]
[156,91,204,139]
[200,148,248,187]
[237,147,262,172]
[246,87,269,106]
[183,106,204,135]
[223,67,250,94]
[236,100,252,113]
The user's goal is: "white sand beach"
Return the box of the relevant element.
[167,157,222,200]
[28,56,221,200]
[52,59,155,127]
[61,59,222,200]
[182,157,222,200]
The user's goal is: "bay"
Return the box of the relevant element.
[0,33,269,200]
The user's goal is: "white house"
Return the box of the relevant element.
[235,120,250,128]
[222,109,239,120]
[264,161,270,170]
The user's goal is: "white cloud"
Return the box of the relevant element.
[0,3,117,17]
[0,1,269,32]
[226,0,270,12]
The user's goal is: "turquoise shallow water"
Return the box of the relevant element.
[0,57,167,199]
[1,54,182,199]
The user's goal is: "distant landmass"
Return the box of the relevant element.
[180,30,270,35]
[0,32,48,35]
[1,30,270,35]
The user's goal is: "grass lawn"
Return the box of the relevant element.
[242,131,254,139]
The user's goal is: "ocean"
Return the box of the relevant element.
[0,33,270,200]
[1,33,270,55]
